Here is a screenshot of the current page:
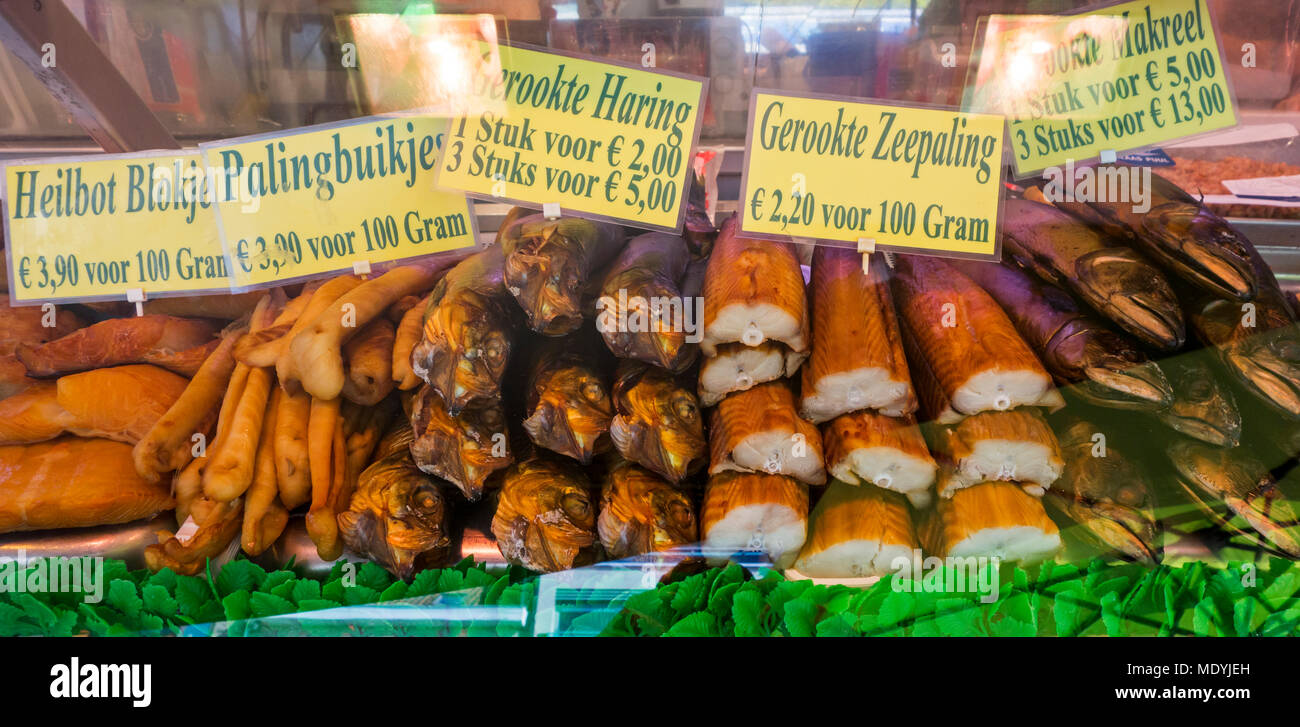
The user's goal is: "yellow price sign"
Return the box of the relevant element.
[201,115,478,290]
[965,0,1238,176]
[740,90,1006,259]
[435,43,707,232]
[2,150,229,304]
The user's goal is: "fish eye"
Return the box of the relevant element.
[672,396,698,421]
[561,492,589,520]
[581,380,604,402]
[413,488,440,512]
[484,335,505,361]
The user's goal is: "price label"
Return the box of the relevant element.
[2,150,229,305]
[435,43,707,233]
[740,90,1006,259]
[965,0,1238,176]
[201,115,478,291]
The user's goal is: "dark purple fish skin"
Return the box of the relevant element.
[501,215,625,336]
[411,245,514,415]
[682,171,717,255]
[522,329,615,464]
[1060,170,1256,302]
[950,258,1171,410]
[1001,198,1185,352]
[597,232,698,372]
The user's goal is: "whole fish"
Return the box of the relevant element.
[609,360,705,483]
[500,215,625,336]
[597,460,697,559]
[1157,353,1241,447]
[492,457,598,572]
[1001,198,1185,351]
[412,245,514,414]
[1064,170,1256,302]
[596,232,698,371]
[409,384,513,501]
[951,258,1171,410]
[1045,414,1161,564]
[1186,244,1300,420]
[682,171,718,255]
[1167,440,1300,558]
[338,423,453,579]
[522,330,614,464]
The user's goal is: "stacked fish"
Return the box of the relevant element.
[408,192,714,574]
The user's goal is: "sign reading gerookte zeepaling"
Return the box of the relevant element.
[200,115,478,291]
[435,43,707,233]
[740,91,1006,259]
[2,150,232,305]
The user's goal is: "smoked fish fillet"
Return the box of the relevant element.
[792,481,917,578]
[701,471,808,569]
[15,315,219,377]
[0,438,174,532]
[0,365,189,445]
[700,215,809,358]
[921,481,1060,563]
[933,409,1064,498]
[823,410,936,508]
[698,341,805,407]
[800,248,914,422]
[891,255,1061,424]
[709,381,825,485]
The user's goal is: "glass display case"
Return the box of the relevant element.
[1,0,1299,640]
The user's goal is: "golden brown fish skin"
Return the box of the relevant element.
[492,457,598,572]
[522,332,614,464]
[700,215,809,357]
[1047,413,1161,564]
[700,470,808,568]
[501,215,625,336]
[609,360,705,484]
[1158,353,1241,447]
[822,409,936,507]
[598,461,697,559]
[891,254,1057,422]
[412,245,514,415]
[597,232,698,371]
[800,248,914,422]
[921,481,1060,563]
[1187,244,1300,420]
[409,384,512,501]
[934,409,1065,498]
[709,380,826,485]
[339,423,453,579]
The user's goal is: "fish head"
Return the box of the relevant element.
[411,389,511,500]
[648,487,698,550]
[338,464,451,579]
[525,365,612,463]
[504,223,590,335]
[599,276,696,370]
[1059,328,1172,409]
[416,289,511,414]
[1074,249,1185,350]
[1140,203,1256,301]
[496,461,597,570]
[1227,327,1300,419]
[453,403,512,496]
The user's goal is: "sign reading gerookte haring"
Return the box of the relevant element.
[739,90,1006,260]
[964,0,1239,176]
[2,150,232,305]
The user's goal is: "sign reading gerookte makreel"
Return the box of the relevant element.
[966,0,1238,176]
[201,115,477,291]
[2,150,230,304]
[740,90,1006,259]
[435,43,707,233]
